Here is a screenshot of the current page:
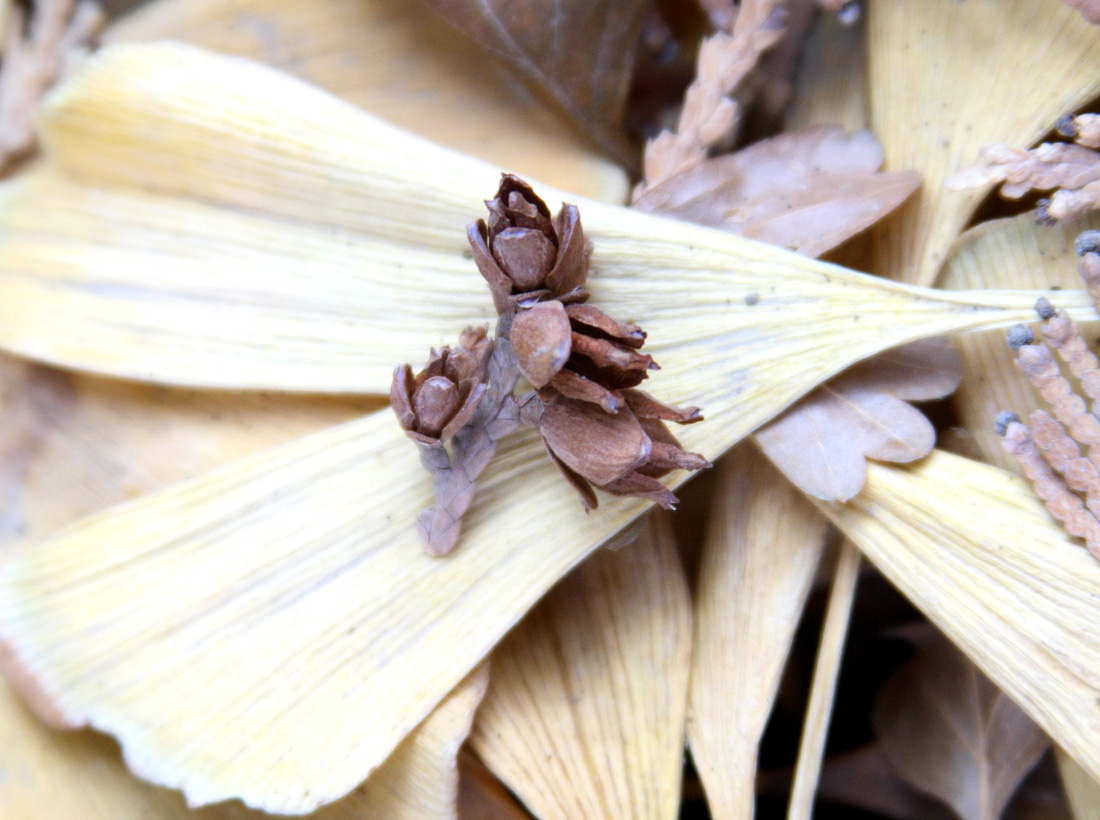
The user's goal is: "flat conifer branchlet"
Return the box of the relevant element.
[996,234,1100,561]
[392,175,709,555]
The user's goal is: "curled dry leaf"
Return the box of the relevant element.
[687,445,827,820]
[471,514,691,820]
[420,0,646,166]
[872,627,1049,820]
[818,744,956,820]
[755,338,962,501]
[634,126,920,257]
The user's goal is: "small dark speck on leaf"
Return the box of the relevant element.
[745,293,760,305]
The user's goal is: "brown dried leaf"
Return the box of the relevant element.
[819,744,953,820]
[873,627,1050,820]
[458,751,533,820]
[754,338,962,500]
[420,0,646,165]
[633,126,920,257]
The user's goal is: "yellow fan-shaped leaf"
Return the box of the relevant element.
[0,43,1093,395]
[0,411,676,813]
[0,666,487,820]
[0,357,380,551]
[817,450,1100,785]
[867,0,1100,285]
[102,0,628,204]
[470,514,690,820]
[938,211,1100,472]
[686,446,827,820]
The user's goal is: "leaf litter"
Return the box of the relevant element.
[0,1,1096,819]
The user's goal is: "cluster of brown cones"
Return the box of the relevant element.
[996,230,1100,561]
[392,175,709,554]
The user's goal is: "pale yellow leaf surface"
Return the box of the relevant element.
[867,0,1100,285]
[938,211,1100,473]
[4,40,1100,818]
[0,44,1092,396]
[471,514,690,820]
[817,450,1100,788]
[1056,748,1100,820]
[0,357,379,551]
[0,665,488,820]
[0,411,673,814]
[686,445,827,820]
[101,0,628,204]
[785,9,867,133]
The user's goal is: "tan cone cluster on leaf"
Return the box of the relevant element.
[468,175,710,512]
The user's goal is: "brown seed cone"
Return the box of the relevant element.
[467,174,592,313]
[391,326,492,445]
[511,299,663,415]
[539,394,709,510]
